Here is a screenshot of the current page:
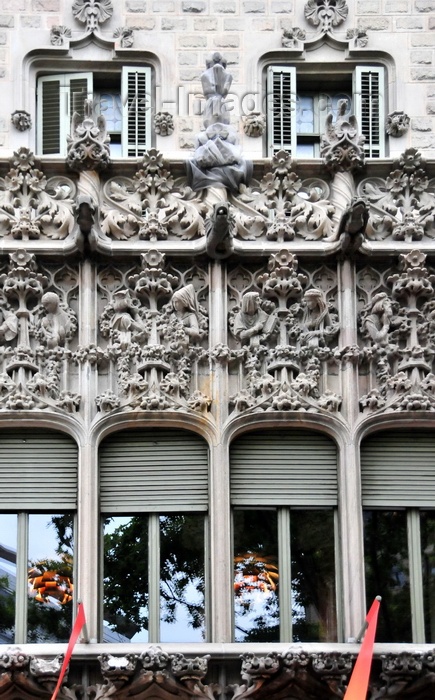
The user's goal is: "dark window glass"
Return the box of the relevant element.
[421,510,435,643]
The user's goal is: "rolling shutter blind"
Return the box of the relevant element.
[361,431,435,507]
[267,66,297,156]
[100,429,208,513]
[37,72,93,156]
[0,430,78,510]
[122,66,152,157]
[230,431,337,506]
[353,66,385,158]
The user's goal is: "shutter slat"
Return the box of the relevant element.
[354,66,385,158]
[267,66,296,156]
[100,429,208,512]
[0,430,77,509]
[361,431,435,507]
[230,431,337,506]
[122,66,151,157]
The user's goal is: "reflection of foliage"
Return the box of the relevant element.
[364,510,411,642]
[0,574,14,635]
[103,514,204,639]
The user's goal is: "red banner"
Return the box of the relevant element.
[344,597,381,700]
[50,602,87,700]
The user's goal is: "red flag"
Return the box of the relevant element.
[50,602,87,700]
[344,597,381,700]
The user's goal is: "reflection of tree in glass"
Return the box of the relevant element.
[103,514,204,639]
[0,575,14,636]
[364,510,411,642]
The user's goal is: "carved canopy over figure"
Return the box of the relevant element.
[233,291,276,347]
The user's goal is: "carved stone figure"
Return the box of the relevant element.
[361,292,393,346]
[337,197,369,255]
[242,112,266,138]
[233,292,276,347]
[200,52,233,127]
[321,99,365,173]
[0,307,18,343]
[170,284,202,343]
[39,292,73,349]
[301,289,336,348]
[205,202,235,259]
[110,290,148,350]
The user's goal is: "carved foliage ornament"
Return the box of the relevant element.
[67,98,111,172]
[305,0,349,33]
[72,0,113,33]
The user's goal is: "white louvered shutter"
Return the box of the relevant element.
[267,66,297,156]
[122,66,152,157]
[230,431,337,506]
[37,72,93,156]
[353,66,385,158]
[0,430,78,510]
[361,431,435,508]
[100,429,209,513]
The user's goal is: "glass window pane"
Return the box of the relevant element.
[27,514,74,643]
[0,514,17,643]
[421,510,435,643]
[234,510,279,642]
[296,95,315,133]
[364,510,411,642]
[160,514,205,642]
[291,510,337,641]
[103,516,149,642]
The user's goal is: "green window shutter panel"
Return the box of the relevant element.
[0,430,78,510]
[122,66,152,157]
[99,429,209,513]
[267,66,297,156]
[230,431,337,506]
[353,66,385,158]
[40,78,61,155]
[361,430,435,507]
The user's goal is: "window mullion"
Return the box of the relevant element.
[408,508,425,642]
[278,507,292,642]
[15,512,29,644]
[148,513,160,642]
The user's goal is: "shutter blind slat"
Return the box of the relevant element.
[41,79,61,155]
[230,431,337,506]
[100,429,208,512]
[354,66,385,158]
[361,431,435,507]
[0,430,77,509]
[267,66,297,156]
[122,66,151,157]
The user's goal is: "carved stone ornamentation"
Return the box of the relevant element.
[386,110,410,137]
[205,202,236,259]
[357,148,435,242]
[0,148,77,241]
[67,98,111,172]
[320,99,365,173]
[154,111,175,136]
[97,252,209,412]
[113,26,134,47]
[346,28,368,47]
[242,112,266,137]
[10,110,31,131]
[101,149,205,241]
[234,150,334,241]
[304,0,349,33]
[281,27,306,48]
[227,252,340,415]
[72,0,113,33]
[50,25,72,45]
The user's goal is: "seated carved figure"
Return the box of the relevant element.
[233,292,276,347]
[39,292,72,349]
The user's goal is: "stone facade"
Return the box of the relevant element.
[1,2,435,700]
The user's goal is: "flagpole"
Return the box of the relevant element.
[50,602,87,700]
[343,596,381,700]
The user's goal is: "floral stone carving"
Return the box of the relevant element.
[11,110,31,131]
[321,99,365,174]
[72,0,113,33]
[386,110,410,137]
[67,98,111,172]
[304,0,349,33]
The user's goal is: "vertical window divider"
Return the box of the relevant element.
[148,513,160,642]
[278,507,292,642]
[15,512,29,643]
[408,508,425,642]
[334,508,344,642]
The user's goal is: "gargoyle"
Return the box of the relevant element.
[337,197,369,255]
[205,202,236,259]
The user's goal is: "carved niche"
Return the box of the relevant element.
[96,252,210,414]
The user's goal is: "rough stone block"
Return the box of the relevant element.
[21,16,41,27]
[385,0,409,11]
[31,0,59,9]
[413,133,435,148]
[415,0,435,10]
[396,18,425,30]
[179,136,196,149]
[271,1,292,11]
[357,18,390,30]
[223,18,241,30]
[179,67,203,81]
[411,67,435,80]
[126,0,147,10]
[152,1,174,10]
[0,31,7,44]
[178,51,199,65]
[252,18,275,30]
[0,15,13,26]
[223,51,240,64]
[213,33,240,46]
[356,0,379,12]
[412,33,435,46]
[126,17,155,29]
[179,118,194,132]
[182,1,207,11]
[194,17,218,30]
[411,50,433,63]
[212,1,236,11]
[427,101,435,113]
[411,117,433,131]
[243,1,265,11]
[430,17,435,29]
[179,34,207,46]
[162,18,187,30]
[0,0,26,10]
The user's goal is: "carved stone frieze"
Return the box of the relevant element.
[0,252,79,412]
[227,252,340,415]
[304,0,349,33]
[0,148,77,241]
[100,149,205,241]
[357,148,435,242]
[233,150,334,242]
[321,100,365,174]
[97,252,209,413]
[358,250,435,413]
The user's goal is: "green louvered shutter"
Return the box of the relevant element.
[267,66,297,156]
[100,429,208,513]
[37,72,93,156]
[230,431,337,506]
[0,430,78,510]
[361,431,435,507]
[122,66,152,157]
[353,66,385,158]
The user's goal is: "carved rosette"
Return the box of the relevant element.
[304,0,349,33]
[357,148,435,242]
[72,0,113,33]
[227,252,340,415]
[386,111,410,137]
